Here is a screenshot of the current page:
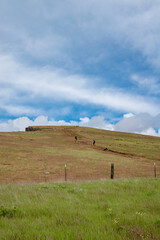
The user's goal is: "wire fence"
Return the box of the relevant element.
[60,163,160,182]
[31,162,160,183]
[0,162,159,184]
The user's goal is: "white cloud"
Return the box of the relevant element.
[0,53,159,117]
[0,104,41,116]
[0,113,160,137]
[123,113,135,119]
[131,74,160,94]
[1,1,160,68]
[79,116,114,130]
[115,113,160,136]
[0,115,113,132]
[23,34,69,59]
[140,128,160,137]
[0,1,160,129]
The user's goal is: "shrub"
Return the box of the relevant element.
[0,206,17,218]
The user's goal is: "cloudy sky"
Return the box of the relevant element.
[0,0,160,136]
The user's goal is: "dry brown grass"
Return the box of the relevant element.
[0,126,160,184]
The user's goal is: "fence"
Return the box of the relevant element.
[0,162,159,184]
[38,162,160,183]
[61,162,160,181]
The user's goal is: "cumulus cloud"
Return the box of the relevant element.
[0,115,113,132]
[115,113,160,136]
[78,116,114,130]
[140,128,160,137]
[0,113,160,137]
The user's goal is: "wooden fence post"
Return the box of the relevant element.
[154,163,156,178]
[65,164,67,181]
[111,163,114,179]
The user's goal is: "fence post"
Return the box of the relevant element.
[154,163,156,178]
[111,163,114,179]
[65,164,67,181]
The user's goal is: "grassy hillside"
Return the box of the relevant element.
[0,127,160,239]
[0,178,160,239]
[0,126,160,183]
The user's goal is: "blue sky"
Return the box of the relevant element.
[0,0,160,135]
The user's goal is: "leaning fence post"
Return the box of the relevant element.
[65,164,67,181]
[154,163,156,178]
[111,163,114,179]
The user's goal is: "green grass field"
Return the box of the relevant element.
[0,178,160,240]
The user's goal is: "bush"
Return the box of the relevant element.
[0,206,17,218]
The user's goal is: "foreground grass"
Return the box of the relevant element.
[0,178,160,240]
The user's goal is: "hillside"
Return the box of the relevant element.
[0,126,160,184]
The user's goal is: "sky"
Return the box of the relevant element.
[0,0,160,136]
